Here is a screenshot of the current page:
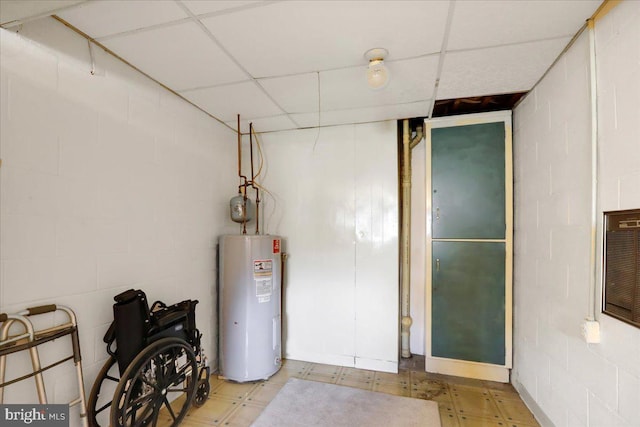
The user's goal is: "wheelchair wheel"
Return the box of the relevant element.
[88,356,120,426]
[111,337,198,427]
[192,378,210,408]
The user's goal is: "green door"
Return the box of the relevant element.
[432,241,505,365]
[432,122,505,239]
[429,120,508,369]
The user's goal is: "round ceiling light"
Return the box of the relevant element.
[364,48,390,90]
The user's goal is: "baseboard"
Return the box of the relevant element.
[426,356,510,382]
[512,380,555,427]
[284,350,356,368]
[284,351,398,373]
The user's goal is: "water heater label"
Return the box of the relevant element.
[254,259,273,278]
[256,278,272,303]
[273,239,280,254]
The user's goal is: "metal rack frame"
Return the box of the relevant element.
[0,304,88,427]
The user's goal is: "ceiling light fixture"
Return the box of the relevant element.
[365,48,390,90]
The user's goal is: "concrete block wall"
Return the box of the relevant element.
[0,17,237,422]
[512,1,640,426]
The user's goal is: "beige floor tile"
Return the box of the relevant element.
[457,414,507,427]
[183,396,241,425]
[335,376,374,390]
[219,402,266,427]
[494,398,539,425]
[372,381,411,397]
[436,395,457,414]
[450,388,502,419]
[178,419,214,427]
[440,409,461,427]
[211,375,229,390]
[246,382,284,406]
[411,378,448,400]
[212,381,261,401]
[303,371,339,384]
[449,383,490,395]
[341,367,375,382]
[281,359,311,372]
[308,363,342,376]
[264,367,303,385]
[410,369,433,383]
[489,389,523,401]
[175,364,541,427]
[374,370,410,385]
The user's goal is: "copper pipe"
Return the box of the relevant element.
[237,115,249,196]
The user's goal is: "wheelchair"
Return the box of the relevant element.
[87,289,210,427]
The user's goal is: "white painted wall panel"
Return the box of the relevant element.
[354,121,398,372]
[0,18,237,422]
[513,2,640,425]
[256,122,399,371]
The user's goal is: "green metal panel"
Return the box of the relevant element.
[432,122,505,239]
[432,241,505,365]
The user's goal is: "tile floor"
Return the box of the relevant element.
[178,358,540,427]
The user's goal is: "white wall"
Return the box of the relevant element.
[0,17,237,422]
[512,1,640,426]
[253,121,399,372]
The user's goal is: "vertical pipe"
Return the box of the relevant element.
[237,115,249,235]
[237,115,243,193]
[255,189,261,235]
[250,123,260,235]
[249,123,255,185]
[400,120,412,358]
[587,19,599,320]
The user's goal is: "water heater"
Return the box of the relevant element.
[219,234,282,382]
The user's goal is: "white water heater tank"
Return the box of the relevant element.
[219,234,283,382]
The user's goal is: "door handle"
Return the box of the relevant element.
[435,207,440,220]
[436,258,440,272]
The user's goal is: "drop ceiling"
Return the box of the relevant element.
[1,0,602,133]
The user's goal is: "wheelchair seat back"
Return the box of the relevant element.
[109,289,200,375]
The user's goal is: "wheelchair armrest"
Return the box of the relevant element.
[103,321,116,344]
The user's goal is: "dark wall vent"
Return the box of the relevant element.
[603,209,640,328]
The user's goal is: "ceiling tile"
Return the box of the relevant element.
[1,0,86,26]
[320,55,438,111]
[102,22,247,91]
[181,81,283,123]
[57,0,188,39]
[447,0,601,51]
[438,38,572,100]
[292,101,431,128]
[226,115,298,134]
[258,73,319,114]
[181,1,262,16]
[201,0,449,77]
[289,113,320,129]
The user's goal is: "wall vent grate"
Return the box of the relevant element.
[603,209,640,328]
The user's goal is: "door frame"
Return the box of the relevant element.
[424,111,513,382]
